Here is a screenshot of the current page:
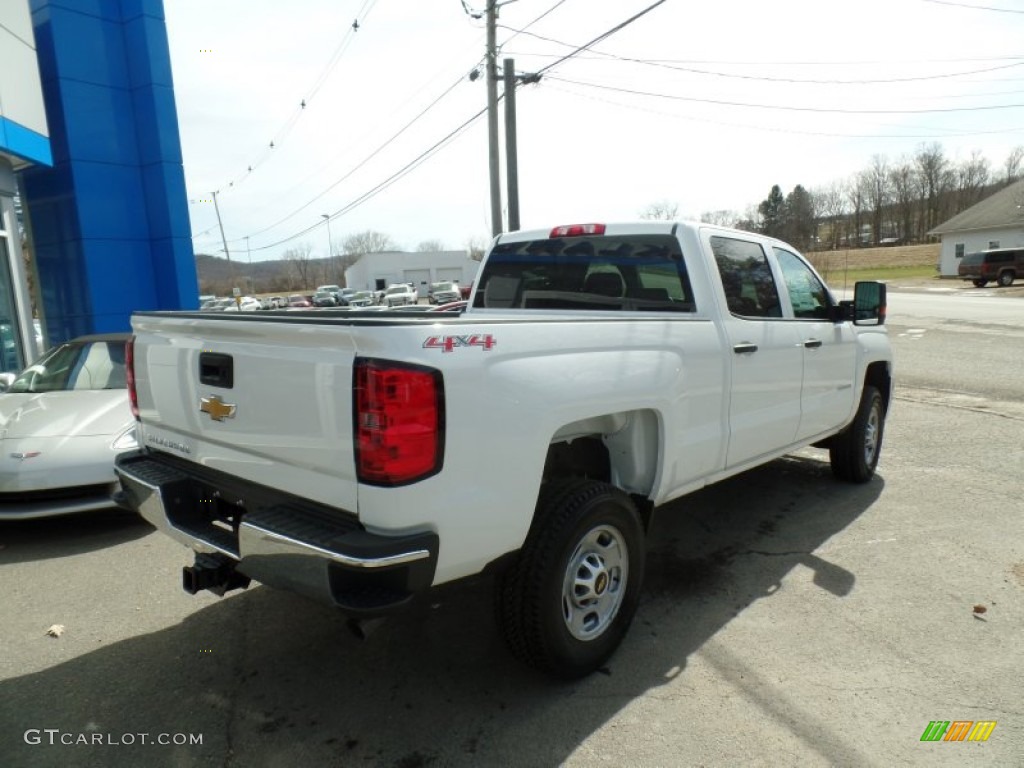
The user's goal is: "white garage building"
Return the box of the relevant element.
[930,179,1024,276]
[343,250,480,298]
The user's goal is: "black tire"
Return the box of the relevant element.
[972,279,988,288]
[830,385,885,483]
[997,271,1015,287]
[496,478,645,679]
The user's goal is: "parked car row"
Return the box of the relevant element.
[200,288,423,312]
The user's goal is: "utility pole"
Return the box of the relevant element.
[503,58,520,232]
[486,0,502,237]
[321,213,334,283]
[211,190,237,301]
[245,235,252,294]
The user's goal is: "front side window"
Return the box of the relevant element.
[710,236,782,318]
[774,248,833,319]
[473,234,695,312]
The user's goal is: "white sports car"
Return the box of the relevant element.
[0,334,136,519]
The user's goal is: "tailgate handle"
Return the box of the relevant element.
[199,353,234,388]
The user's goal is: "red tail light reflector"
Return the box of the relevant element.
[550,223,606,237]
[354,359,445,486]
[125,336,139,420]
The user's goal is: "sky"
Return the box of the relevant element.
[165,0,1024,263]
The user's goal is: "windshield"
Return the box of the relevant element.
[7,340,127,394]
[386,286,406,294]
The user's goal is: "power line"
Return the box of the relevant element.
[545,80,1024,140]
[533,0,669,76]
[209,0,380,196]
[545,74,1024,115]
[501,27,1024,84]
[227,74,470,244]
[249,105,488,252]
[501,0,569,45]
[921,0,1024,13]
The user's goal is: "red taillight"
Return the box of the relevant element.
[550,223,606,238]
[125,336,139,420]
[354,359,444,486]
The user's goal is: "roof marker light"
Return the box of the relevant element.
[550,223,606,238]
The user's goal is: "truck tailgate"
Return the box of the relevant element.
[130,313,359,513]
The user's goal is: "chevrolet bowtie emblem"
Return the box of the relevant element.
[200,395,237,422]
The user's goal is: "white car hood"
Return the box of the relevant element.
[0,390,133,439]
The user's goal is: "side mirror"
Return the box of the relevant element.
[837,282,886,325]
[853,281,886,325]
[0,372,15,392]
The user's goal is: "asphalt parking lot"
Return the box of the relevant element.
[1,288,1022,767]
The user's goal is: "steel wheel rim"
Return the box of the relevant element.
[863,401,881,466]
[561,524,628,641]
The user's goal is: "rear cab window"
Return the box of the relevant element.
[472,234,696,312]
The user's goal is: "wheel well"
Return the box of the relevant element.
[543,437,611,484]
[541,409,660,523]
[864,361,892,414]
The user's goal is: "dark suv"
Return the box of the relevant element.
[958,247,1024,287]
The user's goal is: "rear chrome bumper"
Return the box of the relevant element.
[115,450,438,615]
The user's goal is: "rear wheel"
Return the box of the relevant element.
[830,385,884,483]
[972,279,988,288]
[997,271,1015,287]
[496,479,645,679]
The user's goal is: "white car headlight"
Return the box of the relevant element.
[111,425,139,451]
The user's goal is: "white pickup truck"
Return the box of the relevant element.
[115,221,892,678]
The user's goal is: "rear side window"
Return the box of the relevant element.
[710,235,783,318]
[472,234,695,312]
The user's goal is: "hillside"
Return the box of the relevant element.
[195,243,943,295]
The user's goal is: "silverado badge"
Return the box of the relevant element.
[200,395,237,422]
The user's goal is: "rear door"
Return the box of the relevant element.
[706,233,804,468]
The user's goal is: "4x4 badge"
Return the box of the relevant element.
[200,395,236,421]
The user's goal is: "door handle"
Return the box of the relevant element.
[803,339,823,349]
[733,342,758,354]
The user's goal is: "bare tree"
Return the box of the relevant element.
[416,239,445,252]
[813,182,847,250]
[284,242,314,290]
[956,150,990,210]
[866,155,891,245]
[464,235,488,262]
[733,203,761,234]
[343,230,397,256]
[700,210,738,227]
[845,173,870,246]
[889,159,917,243]
[639,200,679,220]
[1002,145,1023,185]
[915,142,954,237]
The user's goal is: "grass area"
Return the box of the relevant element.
[817,265,939,283]
[805,243,940,284]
